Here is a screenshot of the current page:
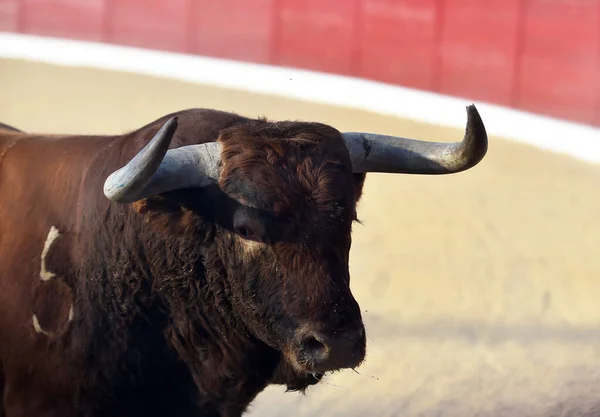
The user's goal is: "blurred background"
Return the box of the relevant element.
[1,0,600,125]
[1,1,600,416]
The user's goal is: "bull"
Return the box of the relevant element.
[0,105,487,417]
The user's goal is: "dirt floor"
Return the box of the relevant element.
[2,57,600,417]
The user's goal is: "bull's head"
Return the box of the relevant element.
[102,106,487,389]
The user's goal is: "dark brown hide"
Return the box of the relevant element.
[0,109,367,417]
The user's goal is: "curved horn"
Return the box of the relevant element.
[103,117,222,203]
[342,104,487,174]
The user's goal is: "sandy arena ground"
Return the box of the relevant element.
[1,58,600,417]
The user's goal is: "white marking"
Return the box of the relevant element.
[40,225,60,281]
[0,32,598,164]
[236,237,265,262]
[238,238,263,250]
[32,314,51,336]
[32,304,74,335]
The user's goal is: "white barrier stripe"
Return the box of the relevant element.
[1,32,599,164]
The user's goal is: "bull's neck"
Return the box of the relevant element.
[86,211,277,393]
[138,233,281,415]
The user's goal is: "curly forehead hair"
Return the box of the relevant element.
[216,119,364,214]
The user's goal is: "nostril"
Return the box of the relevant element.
[300,334,328,359]
[293,326,365,373]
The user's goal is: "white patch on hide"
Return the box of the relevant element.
[32,314,52,336]
[68,304,74,322]
[40,225,60,281]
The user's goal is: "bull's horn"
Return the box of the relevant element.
[342,104,488,174]
[103,117,222,203]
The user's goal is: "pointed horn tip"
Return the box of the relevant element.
[149,115,179,142]
[462,103,488,166]
[102,116,180,204]
[465,104,482,125]
[466,103,482,123]
[162,116,179,134]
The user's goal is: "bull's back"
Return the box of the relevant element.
[0,133,110,346]
[0,132,102,244]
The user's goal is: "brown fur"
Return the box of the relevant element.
[0,108,367,417]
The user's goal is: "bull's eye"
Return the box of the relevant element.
[233,209,264,241]
[235,224,259,241]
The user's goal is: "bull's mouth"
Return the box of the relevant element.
[282,367,325,393]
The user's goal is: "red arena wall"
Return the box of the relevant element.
[1,0,599,127]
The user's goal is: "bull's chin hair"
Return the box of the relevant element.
[284,372,324,394]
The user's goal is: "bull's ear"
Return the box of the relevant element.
[353,173,367,204]
[131,195,184,217]
[131,199,151,214]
